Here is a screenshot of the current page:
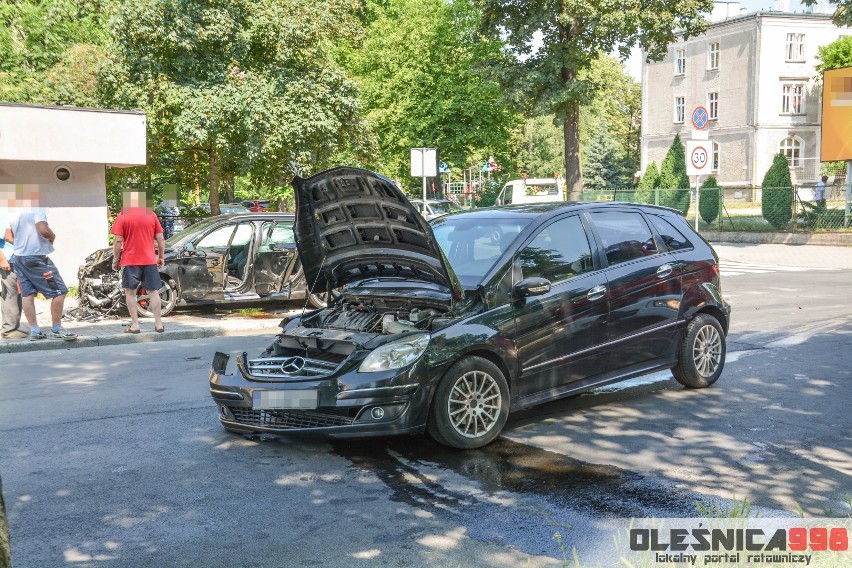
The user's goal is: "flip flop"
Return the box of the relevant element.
[155,326,165,333]
[123,327,141,334]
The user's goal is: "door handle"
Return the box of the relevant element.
[657,263,673,278]
[209,259,220,267]
[586,284,607,301]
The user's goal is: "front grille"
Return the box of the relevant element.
[228,407,357,429]
[247,354,346,379]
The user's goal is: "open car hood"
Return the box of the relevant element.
[293,167,463,302]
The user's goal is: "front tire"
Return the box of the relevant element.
[427,357,509,449]
[135,277,178,318]
[672,314,726,388]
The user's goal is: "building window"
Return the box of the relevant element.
[711,141,720,172]
[781,83,805,114]
[707,92,719,120]
[674,97,685,123]
[707,42,720,70]
[786,33,805,61]
[779,137,802,168]
[675,48,686,76]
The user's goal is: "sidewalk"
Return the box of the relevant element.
[1,297,299,354]
[712,242,852,269]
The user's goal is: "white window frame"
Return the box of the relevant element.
[711,141,720,173]
[674,96,685,123]
[707,91,719,120]
[779,137,803,168]
[707,42,720,70]
[675,48,686,76]
[781,82,806,115]
[786,33,805,62]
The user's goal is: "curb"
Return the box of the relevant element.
[702,231,852,246]
[1,325,276,354]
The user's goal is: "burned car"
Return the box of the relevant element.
[77,213,329,318]
[209,167,730,449]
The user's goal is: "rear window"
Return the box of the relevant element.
[524,183,559,196]
[648,215,693,252]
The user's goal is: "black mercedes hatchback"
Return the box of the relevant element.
[209,167,730,449]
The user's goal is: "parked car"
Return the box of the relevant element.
[78,212,330,318]
[409,198,464,220]
[209,167,730,449]
[495,177,566,205]
[201,203,251,214]
[241,199,272,212]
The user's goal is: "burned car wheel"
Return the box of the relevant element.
[672,314,726,388]
[135,278,178,318]
[427,357,509,449]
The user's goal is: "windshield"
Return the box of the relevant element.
[432,216,532,287]
[430,201,463,214]
[165,217,220,246]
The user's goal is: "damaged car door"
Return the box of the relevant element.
[253,220,298,296]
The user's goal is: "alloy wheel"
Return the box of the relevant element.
[447,370,503,439]
[692,324,722,378]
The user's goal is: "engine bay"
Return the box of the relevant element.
[308,300,447,334]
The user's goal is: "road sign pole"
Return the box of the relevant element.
[695,175,701,232]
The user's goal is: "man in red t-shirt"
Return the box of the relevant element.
[111,191,166,333]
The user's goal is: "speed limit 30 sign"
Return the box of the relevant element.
[686,140,711,176]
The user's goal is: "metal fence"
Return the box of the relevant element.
[580,185,852,232]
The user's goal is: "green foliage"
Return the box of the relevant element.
[658,135,691,215]
[816,36,852,73]
[478,0,711,195]
[761,153,794,230]
[0,0,111,105]
[636,162,660,204]
[699,176,720,224]
[519,115,565,179]
[103,0,371,212]
[583,117,622,190]
[346,0,517,193]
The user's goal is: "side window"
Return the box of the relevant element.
[518,216,594,283]
[231,223,254,247]
[591,211,659,266]
[261,221,294,248]
[501,185,512,205]
[648,215,693,252]
[196,224,235,248]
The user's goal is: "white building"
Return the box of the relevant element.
[640,3,843,190]
[0,103,146,281]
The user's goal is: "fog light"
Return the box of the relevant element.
[370,407,385,420]
[355,403,406,423]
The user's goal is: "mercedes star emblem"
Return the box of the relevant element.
[280,356,306,374]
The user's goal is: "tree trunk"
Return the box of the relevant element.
[209,147,221,216]
[225,174,235,204]
[561,64,583,201]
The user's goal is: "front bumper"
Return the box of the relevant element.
[208,351,434,438]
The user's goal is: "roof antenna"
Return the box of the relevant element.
[301,252,328,318]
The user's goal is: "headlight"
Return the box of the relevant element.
[358,334,430,373]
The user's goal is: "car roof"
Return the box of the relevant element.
[446,201,683,219]
[206,212,294,221]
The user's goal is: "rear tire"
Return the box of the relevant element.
[427,357,509,449]
[672,314,726,388]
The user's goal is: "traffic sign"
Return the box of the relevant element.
[686,140,711,176]
[691,106,709,130]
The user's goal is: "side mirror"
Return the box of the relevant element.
[184,242,195,254]
[514,277,551,298]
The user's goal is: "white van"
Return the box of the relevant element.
[494,178,565,206]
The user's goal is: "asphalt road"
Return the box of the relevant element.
[1,267,850,567]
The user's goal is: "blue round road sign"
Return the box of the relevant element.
[692,106,709,130]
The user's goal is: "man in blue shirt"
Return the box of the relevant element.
[0,207,29,339]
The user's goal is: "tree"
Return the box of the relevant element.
[104,0,370,214]
[699,176,720,224]
[658,134,691,215]
[0,0,110,105]
[636,162,660,204]
[345,0,518,192]
[762,153,793,230]
[583,117,621,190]
[816,35,852,73]
[477,0,712,199]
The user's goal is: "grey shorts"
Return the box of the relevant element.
[13,255,69,298]
[121,265,162,292]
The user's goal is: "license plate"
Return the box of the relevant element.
[252,390,317,410]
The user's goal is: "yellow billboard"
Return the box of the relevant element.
[821,66,852,161]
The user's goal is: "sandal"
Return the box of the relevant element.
[155,326,165,333]
[123,327,141,334]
